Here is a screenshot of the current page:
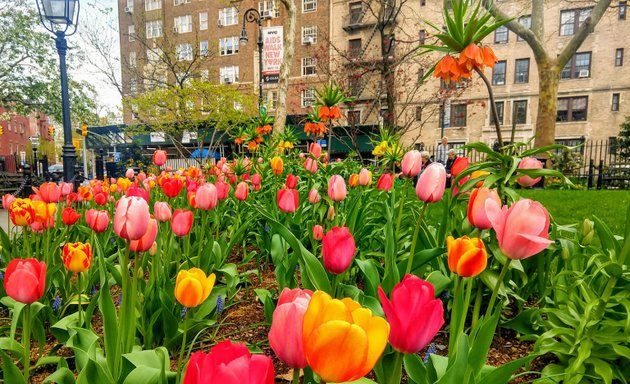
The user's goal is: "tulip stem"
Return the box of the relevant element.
[471,283,483,329]
[485,258,512,318]
[78,273,83,327]
[22,304,31,382]
[196,210,206,267]
[405,203,428,275]
[176,310,189,384]
[292,368,300,384]
[395,181,408,237]
[448,276,463,354]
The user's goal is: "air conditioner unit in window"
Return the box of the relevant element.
[578,69,590,78]
[262,10,273,19]
[304,36,315,44]
[217,18,224,27]
[224,77,232,84]
[125,6,133,13]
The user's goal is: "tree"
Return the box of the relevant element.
[484,0,613,149]
[273,0,297,134]
[615,115,630,160]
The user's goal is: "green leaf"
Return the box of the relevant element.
[426,271,450,296]
[0,348,26,384]
[42,367,76,384]
[76,358,115,384]
[0,336,25,359]
[355,258,381,298]
[121,347,174,384]
[585,357,613,384]
[404,352,430,384]
[479,355,535,383]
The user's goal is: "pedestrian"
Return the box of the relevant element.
[436,137,449,165]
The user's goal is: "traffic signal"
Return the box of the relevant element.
[0,126,3,136]
[48,126,55,137]
[81,123,88,137]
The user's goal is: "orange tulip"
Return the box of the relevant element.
[348,173,359,188]
[78,186,93,201]
[62,242,93,273]
[174,268,216,308]
[270,156,284,175]
[446,236,487,277]
[302,291,389,383]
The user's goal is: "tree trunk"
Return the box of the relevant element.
[534,60,559,151]
[273,0,297,134]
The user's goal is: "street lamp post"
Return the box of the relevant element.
[239,8,265,110]
[36,0,80,183]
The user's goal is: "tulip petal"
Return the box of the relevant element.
[505,233,554,260]
[456,248,487,277]
[485,198,506,241]
[175,277,203,308]
[361,315,390,375]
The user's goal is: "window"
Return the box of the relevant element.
[303,0,317,12]
[557,96,588,122]
[513,100,527,124]
[219,7,238,26]
[176,43,193,61]
[129,78,138,93]
[517,15,530,41]
[492,61,506,85]
[145,20,162,38]
[129,51,137,68]
[415,107,422,121]
[266,91,278,110]
[491,101,504,125]
[127,0,133,7]
[146,48,163,64]
[620,1,627,20]
[348,76,362,96]
[302,89,316,107]
[440,103,467,127]
[128,25,135,41]
[616,48,624,66]
[417,68,425,83]
[560,8,591,36]
[561,52,591,79]
[514,58,529,83]
[349,39,362,58]
[220,66,239,84]
[349,2,363,24]
[419,29,426,44]
[174,15,193,33]
[348,110,361,125]
[145,0,161,11]
[199,12,208,30]
[302,26,318,44]
[219,36,239,55]
[494,25,508,43]
[259,1,280,17]
[174,0,190,4]
[200,40,209,56]
[302,57,317,76]
[612,93,620,111]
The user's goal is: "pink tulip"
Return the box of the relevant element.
[127,184,149,202]
[308,189,320,204]
[3,258,47,304]
[268,288,313,368]
[60,182,74,196]
[216,181,230,200]
[309,142,322,158]
[467,188,501,230]
[312,225,324,240]
[251,174,262,191]
[358,168,372,186]
[516,157,543,187]
[376,173,394,191]
[277,189,299,213]
[322,227,356,274]
[486,198,553,260]
[258,157,263,164]
[415,163,446,203]
[154,201,172,222]
[171,209,194,237]
[327,175,347,202]
[37,182,61,203]
[125,168,135,179]
[401,150,423,177]
[137,172,147,182]
[286,174,298,189]
[304,158,318,174]
[85,209,110,232]
[235,182,248,201]
[298,152,305,159]
[378,275,444,354]
[153,150,167,166]
[129,217,158,252]
[113,196,150,240]
[196,183,218,211]
[2,194,15,210]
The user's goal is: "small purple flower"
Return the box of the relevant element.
[424,343,436,364]
[181,307,188,318]
[441,291,450,301]
[117,293,122,306]
[0,271,4,281]
[264,224,270,233]
[52,295,62,312]
[90,285,98,297]
[216,295,223,314]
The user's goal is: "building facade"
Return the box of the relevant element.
[0,107,52,161]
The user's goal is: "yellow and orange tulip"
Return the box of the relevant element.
[446,236,487,277]
[174,268,216,308]
[62,242,93,273]
[270,156,284,175]
[9,198,35,226]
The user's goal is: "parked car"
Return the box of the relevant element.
[48,164,63,181]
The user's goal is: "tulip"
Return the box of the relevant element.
[467,188,501,230]
[270,156,284,175]
[114,196,150,240]
[516,157,543,187]
[302,291,389,382]
[2,193,15,210]
[125,168,135,179]
[348,174,359,188]
[251,173,262,191]
[62,207,81,226]
[378,275,444,354]
[235,182,248,201]
[327,175,347,202]
[183,340,274,384]
[415,163,446,203]
[309,142,322,158]
[154,201,172,222]
[162,177,185,198]
[322,227,356,274]
[486,198,553,260]
[286,174,298,189]
[216,181,231,200]
[402,150,423,177]
[470,170,490,187]
[327,205,335,221]
[308,188,320,204]
[62,242,93,274]
[153,149,167,166]
[32,200,56,225]
[60,182,73,196]
[268,288,313,368]
[358,168,372,186]
[127,184,149,202]
[130,217,158,252]
[450,156,469,177]
[85,209,110,232]
[376,173,394,191]
[277,188,299,213]
[172,209,194,237]
[3,258,46,304]
[446,236,487,277]
[9,198,35,226]
[174,268,216,308]
[37,182,61,203]
[304,158,318,174]
[196,183,218,211]
[312,225,324,240]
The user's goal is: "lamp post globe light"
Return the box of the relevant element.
[36,0,80,183]
[239,8,265,111]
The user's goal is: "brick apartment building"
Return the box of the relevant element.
[0,107,53,170]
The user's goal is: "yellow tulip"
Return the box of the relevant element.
[174,268,216,308]
[302,291,389,383]
[270,156,284,175]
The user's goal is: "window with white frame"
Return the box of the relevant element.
[219,7,238,26]
[128,25,135,41]
[259,1,280,17]
[560,8,592,36]
[145,20,162,38]
[146,48,163,64]
[303,0,316,12]
[266,91,278,110]
[200,40,209,56]
[176,43,193,61]
[127,0,133,7]
[174,0,190,5]
[302,26,317,44]
[517,15,530,41]
[145,0,161,11]
[301,89,316,107]
[302,57,317,76]
[199,12,208,30]
[219,36,239,55]
[174,15,193,33]
[220,66,239,84]
[129,51,137,68]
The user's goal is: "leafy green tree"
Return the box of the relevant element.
[614,115,630,160]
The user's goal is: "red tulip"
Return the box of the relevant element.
[85,209,110,232]
[3,258,47,304]
[312,224,324,240]
[309,142,322,158]
[376,173,394,191]
[415,163,446,203]
[113,196,150,240]
[93,192,107,206]
[153,149,167,166]
[450,157,469,177]
[127,184,149,202]
[130,217,158,252]
[286,174,298,189]
[402,150,423,177]
[327,175,347,202]
[183,340,274,384]
[216,181,231,200]
[62,207,81,226]
[235,182,248,201]
[277,188,299,213]
[308,189,320,204]
[37,182,61,203]
[251,174,262,191]
[322,227,356,274]
[196,183,218,211]
[172,209,194,237]
[467,188,501,230]
[268,288,313,368]
[486,198,553,260]
[154,201,172,222]
[162,177,184,198]
[304,158,318,174]
[516,157,543,187]
[378,275,444,354]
